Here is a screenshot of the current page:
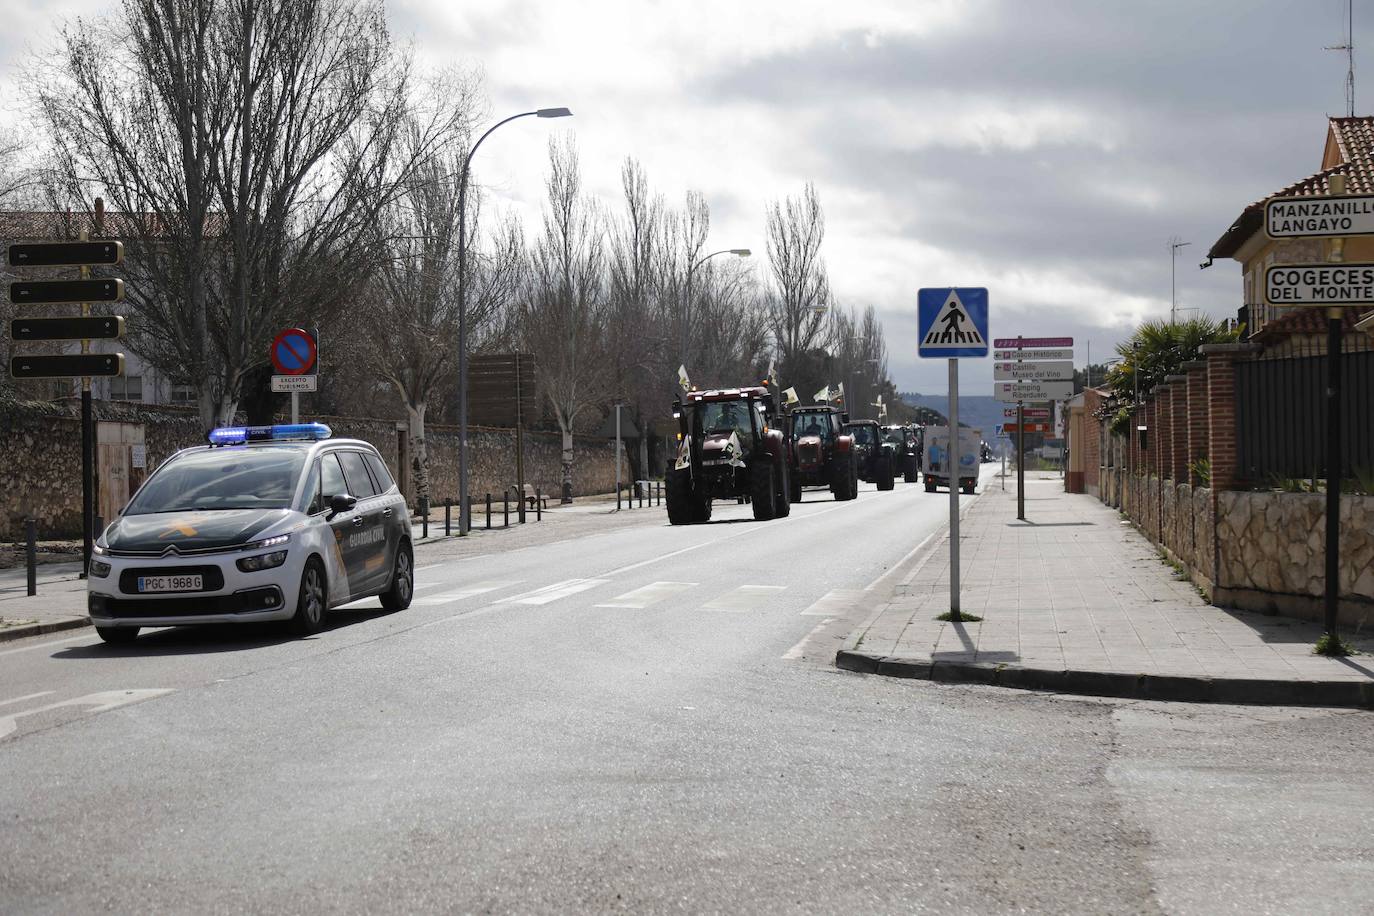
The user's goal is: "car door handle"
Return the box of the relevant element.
[352,516,364,527]
[382,507,393,518]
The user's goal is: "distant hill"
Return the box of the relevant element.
[899,392,1004,438]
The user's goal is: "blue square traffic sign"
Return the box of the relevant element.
[917,288,989,358]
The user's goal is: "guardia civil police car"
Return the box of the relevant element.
[87,423,413,644]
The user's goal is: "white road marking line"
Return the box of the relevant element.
[415,562,445,572]
[0,689,175,741]
[0,691,55,709]
[413,581,520,606]
[596,581,698,609]
[702,585,785,613]
[603,528,758,576]
[783,619,834,660]
[799,589,868,617]
[0,633,97,657]
[497,578,610,606]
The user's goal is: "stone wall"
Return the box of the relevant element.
[1214,491,1374,625]
[1107,466,1373,626]
[1,395,622,540]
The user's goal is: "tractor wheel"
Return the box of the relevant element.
[665,468,695,525]
[925,477,937,493]
[773,458,791,518]
[788,468,803,504]
[692,489,713,522]
[844,455,859,500]
[903,460,919,484]
[876,451,896,491]
[751,460,777,521]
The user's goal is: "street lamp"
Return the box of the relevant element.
[457,106,572,535]
[680,248,751,369]
[1169,236,1191,324]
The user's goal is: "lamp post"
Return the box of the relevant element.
[680,248,750,370]
[456,106,572,535]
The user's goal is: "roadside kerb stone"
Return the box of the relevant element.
[836,472,1374,709]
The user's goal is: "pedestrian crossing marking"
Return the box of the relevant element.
[799,589,868,616]
[413,581,520,606]
[596,581,698,609]
[702,585,786,612]
[921,289,986,349]
[498,578,610,605]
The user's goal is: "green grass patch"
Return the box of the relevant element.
[1314,634,1358,657]
[936,611,984,623]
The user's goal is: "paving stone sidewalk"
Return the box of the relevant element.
[838,472,1374,708]
[0,562,89,642]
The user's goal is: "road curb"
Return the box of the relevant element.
[834,649,1374,709]
[0,616,92,644]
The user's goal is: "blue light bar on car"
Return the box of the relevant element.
[208,423,332,446]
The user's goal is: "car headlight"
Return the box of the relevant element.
[237,550,288,573]
[244,533,290,551]
[92,542,107,556]
[89,559,112,578]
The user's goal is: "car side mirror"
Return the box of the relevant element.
[328,494,358,517]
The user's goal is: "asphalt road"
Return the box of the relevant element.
[1,470,1370,914]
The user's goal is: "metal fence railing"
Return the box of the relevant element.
[1235,343,1374,482]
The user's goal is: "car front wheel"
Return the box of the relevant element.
[95,625,139,645]
[288,559,327,635]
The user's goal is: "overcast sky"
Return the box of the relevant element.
[1,0,1365,393]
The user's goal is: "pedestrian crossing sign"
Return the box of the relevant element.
[917,287,989,358]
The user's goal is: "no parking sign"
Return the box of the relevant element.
[270,328,318,376]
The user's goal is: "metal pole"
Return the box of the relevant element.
[25,518,37,597]
[516,352,526,525]
[421,497,428,540]
[948,357,961,616]
[1325,310,1343,640]
[79,230,94,579]
[503,490,509,528]
[291,390,299,425]
[615,403,622,511]
[536,488,542,521]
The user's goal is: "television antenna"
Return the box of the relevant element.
[1327,0,1355,117]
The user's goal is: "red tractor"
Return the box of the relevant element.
[666,387,792,524]
[785,405,858,502]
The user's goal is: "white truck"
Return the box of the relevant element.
[922,425,982,494]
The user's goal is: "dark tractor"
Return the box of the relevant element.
[785,405,857,502]
[844,419,896,491]
[881,424,921,483]
[666,386,792,525]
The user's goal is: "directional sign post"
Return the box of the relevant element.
[918,287,989,622]
[7,236,127,576]
[996,335,1074,520]
[270,328,319,424]
[1263,177,1369,650]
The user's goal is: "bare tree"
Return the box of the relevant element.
[35,0,461,427]
[764,182,830,396]
[519,136,609,502]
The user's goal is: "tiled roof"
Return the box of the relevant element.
[1209,116,1374,259]
[1251,307,1373,342]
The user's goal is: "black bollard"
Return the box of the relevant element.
[486,493,492,530]
[503,491,510,528]
[536,489,542,521]
[444,498,451,537]
[421,497,429,539]
[25,518,37,597]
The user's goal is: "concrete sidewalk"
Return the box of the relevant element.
[838,472,1374,708]
[0,561,89,642]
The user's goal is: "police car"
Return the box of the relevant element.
[87,423,414,644]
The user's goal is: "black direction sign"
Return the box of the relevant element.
[8,241,124,267]
[11,316,126,341]
[10,278,124,305]
[10,353,124,379]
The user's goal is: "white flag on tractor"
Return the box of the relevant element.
[767,357,777,387]
[783,386,799,406]
[834,382,845,405]
[678,365,691,391]
[814,385,830,403]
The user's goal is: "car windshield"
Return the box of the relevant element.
[696,401,753,439]
[792,413,831,441]
[882,427,906,446]
[124,447,307,514]
[848,425,875,446]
